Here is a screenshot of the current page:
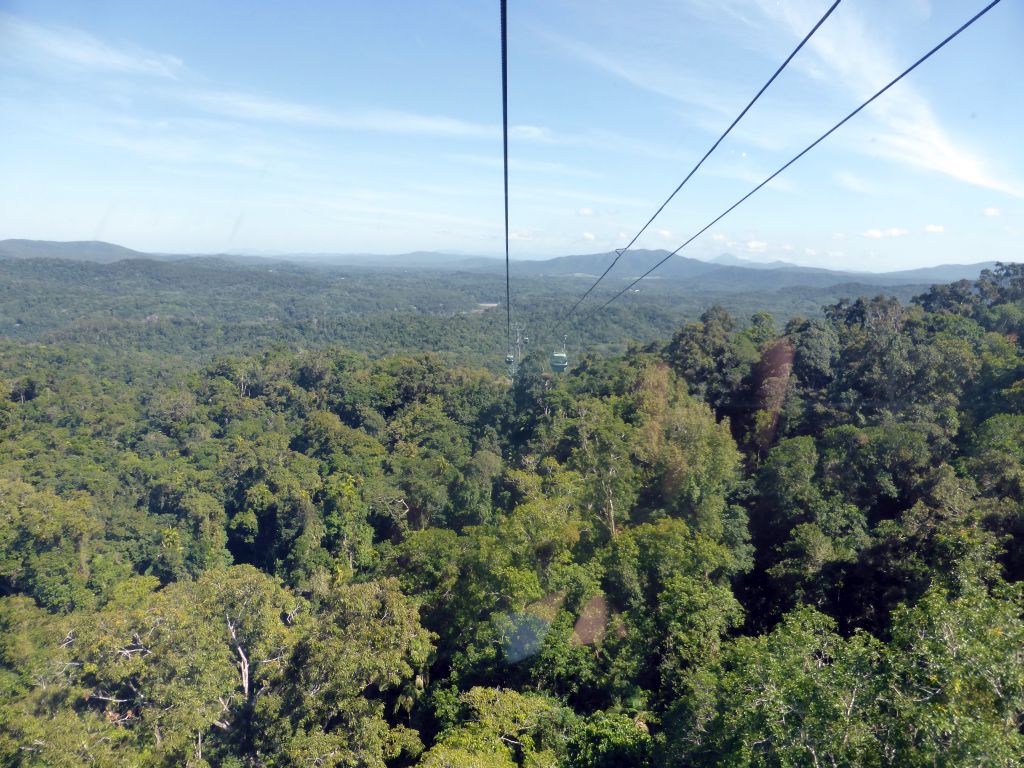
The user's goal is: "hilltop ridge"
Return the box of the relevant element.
[0,239,1004,290]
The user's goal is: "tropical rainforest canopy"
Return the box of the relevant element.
[2,263,1024,766]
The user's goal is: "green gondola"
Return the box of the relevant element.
[550,336,568,372]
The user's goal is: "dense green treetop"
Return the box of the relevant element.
[1,264,1023,765]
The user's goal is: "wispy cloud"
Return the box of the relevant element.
[0,92,297,172]
[983,207,1002,217]
[0,13,183,77]
[184,91,565,144]
[738,0,1024,198]
[1,14,545,145]
[868,110,1024,198]
[924,224,944,233]
[538,0,1022,198]
[863,227,909,239]
[187,90,498,138]
[539,27,734,118]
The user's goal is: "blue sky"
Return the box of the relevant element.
[0,0,1021,270]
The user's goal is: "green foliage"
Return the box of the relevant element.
[251,576,434,767]
[1,266,1023,766]
[418,687,571,768]
[883,578,1024,766]
[660,606,884,767]
[565,711,652,768]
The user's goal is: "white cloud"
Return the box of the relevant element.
[0,13,183,78]
[510,125,552,141]
[4,13,544,147]
[735,1,1024,198]
[38,105,302,171]
[189,91,500,139]
[983,207,1002,217]
[541,27,734,117]
[185,89,659,159]
[924,224,945,233]
[863,227,909,239]
[582,232,596,241]
[579,207,594,217]
[746,240,768,253]
[657,228,672,239]
[546,1,1022,196]
[0,15,553,143]
[869,113,1024,199]
[710,233,727,242]
[182,92,578,147]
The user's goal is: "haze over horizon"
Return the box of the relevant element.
[1,0,1021,270]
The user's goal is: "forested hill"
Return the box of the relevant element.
[0,247,971,369]
[0,239,153,263]
[0,239,1000,286]
[1,237,999,283]
[1,263,1023,765]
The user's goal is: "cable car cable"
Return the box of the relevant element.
[500,0,514,362]
[585,0,1004,318]
[555,0,842,330]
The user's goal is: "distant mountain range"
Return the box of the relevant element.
[0,239,1007,292]
[504,249,1009,291]
[0,239,157,263]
